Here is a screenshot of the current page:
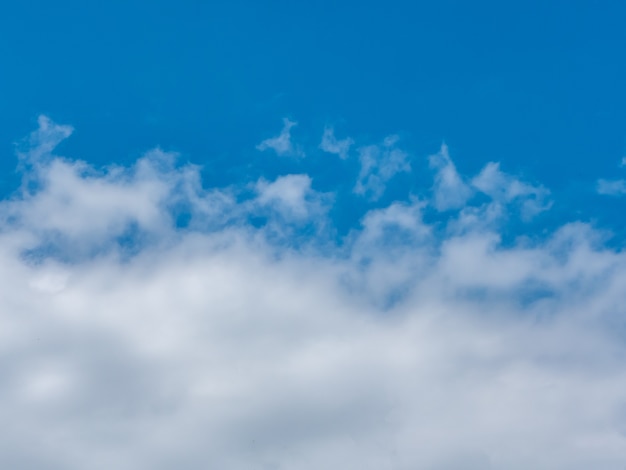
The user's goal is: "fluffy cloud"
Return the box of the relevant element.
[254,174,331,222]
[1,117,626,470]
[256,118,304,157]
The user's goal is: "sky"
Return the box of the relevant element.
[1,1,626,469]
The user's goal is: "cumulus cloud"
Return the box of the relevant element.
[256,118,303,157]
[4,133,234,259]
[1,117,626,470]
[354,135,410,200]
[319,127,354,160]
[254,174,331,222]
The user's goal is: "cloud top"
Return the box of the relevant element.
[1,117,625,470]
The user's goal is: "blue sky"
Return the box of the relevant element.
[2,1,626,236]
[2,2,626,469]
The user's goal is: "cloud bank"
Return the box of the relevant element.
[1,117,625,470]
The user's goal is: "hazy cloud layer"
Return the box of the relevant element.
[1,117,626,469]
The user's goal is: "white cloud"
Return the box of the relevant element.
[254,174,331,221]
[354,135,410,200]
[1,117,626,469]
[17,114,74,164]
[597,178,626,196]
[620,156,626,167]
[356,198,429,249]
[429,143,473,211]
[319,127,354,160]
[472,162,552,220]
[256,118,304,157]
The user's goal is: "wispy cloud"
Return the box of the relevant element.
[429,143,473,211]
[595,157,626,196]
[597,178,626,196]
[17,115,74,164]
[254,174,331,221]
[472,161,551,220]
[1,117,626,469]
[256,118,304,157]
[319,126,354,159]
[354,135,410,200]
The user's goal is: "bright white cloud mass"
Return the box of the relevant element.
[1,117,626,470]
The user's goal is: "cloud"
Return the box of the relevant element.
[319,127,354,160]
[429,143,473,211]
[355,198,430,251]
[472,162,552,220]
[354,135,410,200]
[1,117,626,469]
[254,174,331,221]
[17,115,74,164]
[597,179,626,196]
[256,118,304,157]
